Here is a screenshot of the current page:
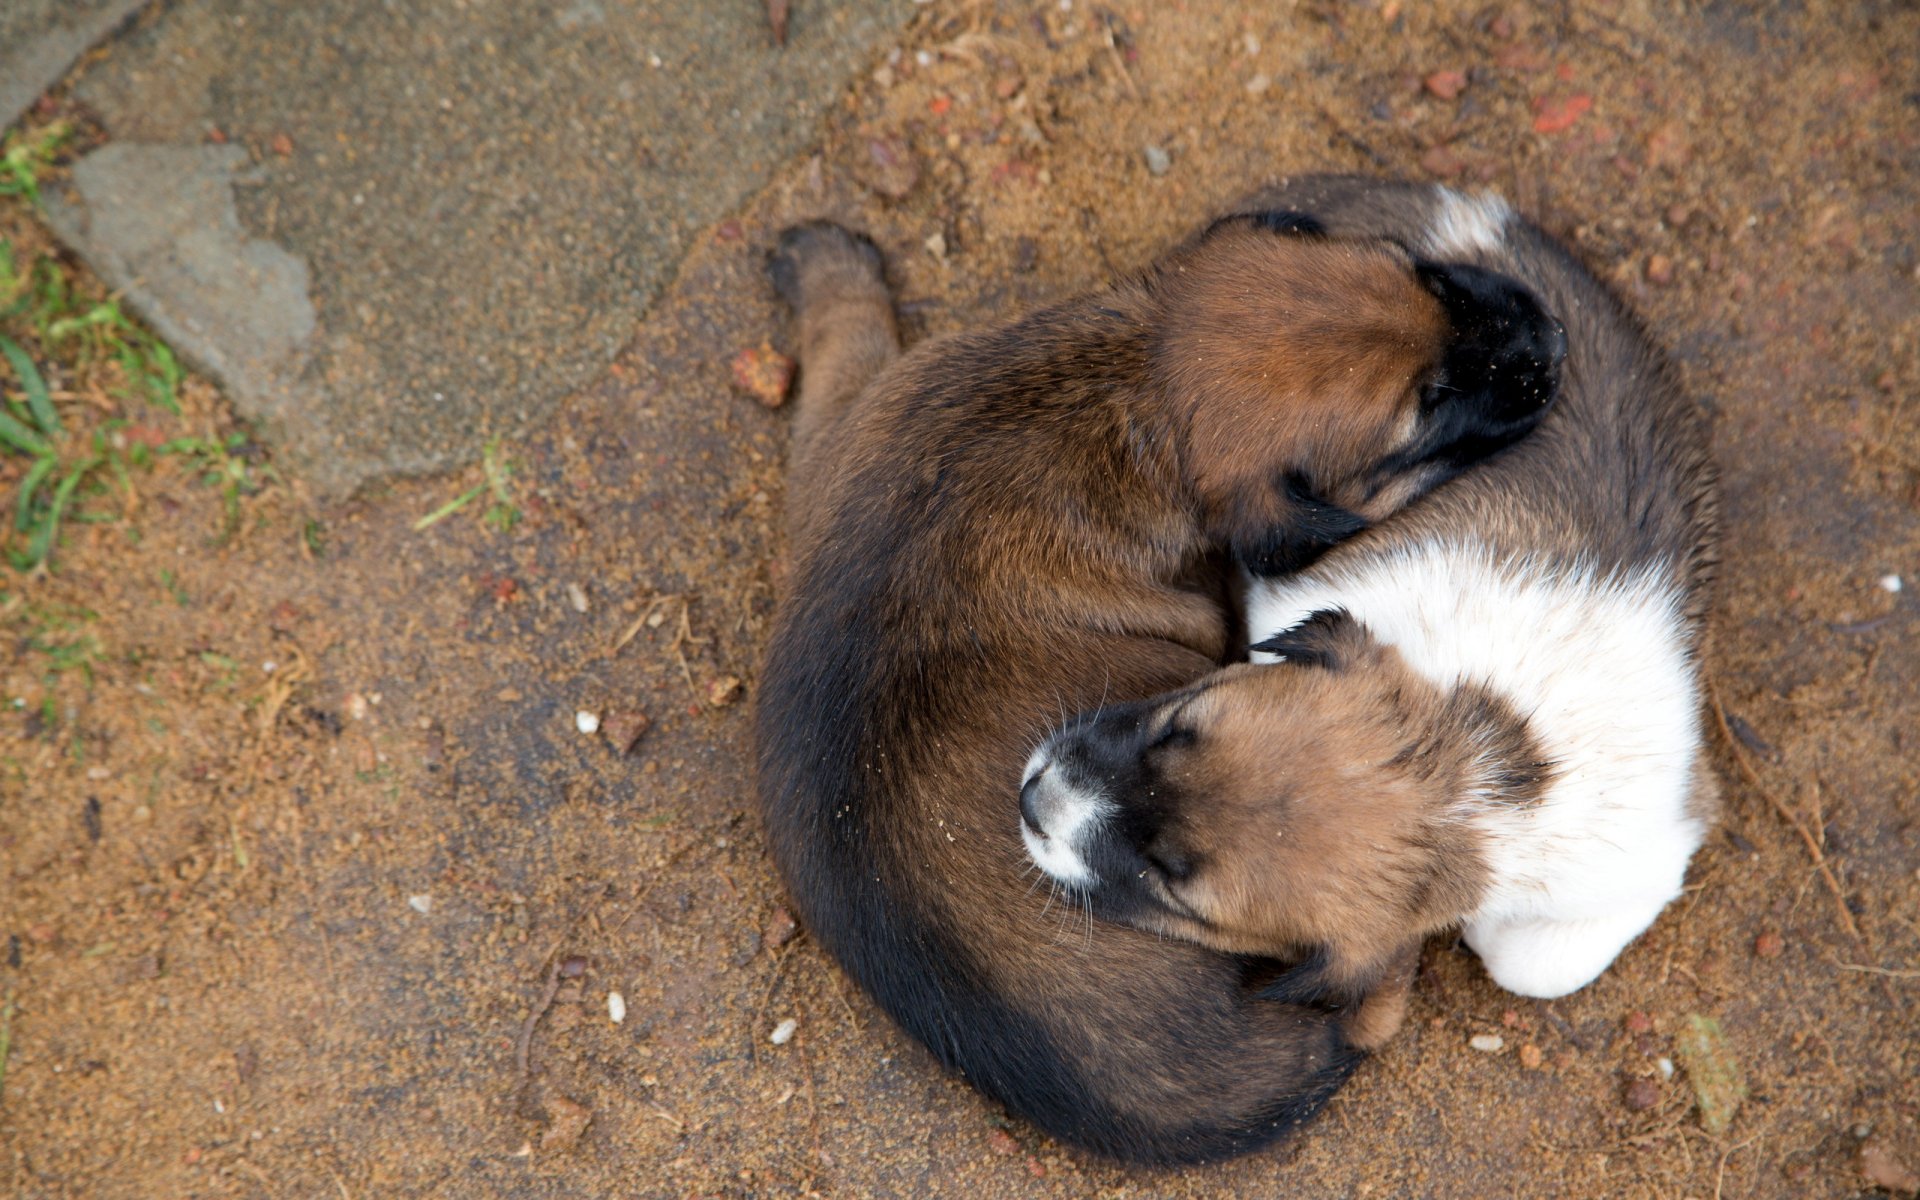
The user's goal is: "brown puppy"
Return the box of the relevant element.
[1022,180,1718,1051]
[754,209,1565,1163]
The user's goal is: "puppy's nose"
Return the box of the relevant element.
[1542,318,1569,371]
[1020,768,1048,835]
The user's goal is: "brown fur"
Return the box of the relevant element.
[754,211,1561,1162]
[1022,178,1717,1053]
[1044,621,1550,1049]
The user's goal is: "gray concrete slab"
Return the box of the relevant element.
[51,0,913,495]
[0,0,150,132]
[43,144,320,447]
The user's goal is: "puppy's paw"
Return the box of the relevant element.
[769,222,886,313]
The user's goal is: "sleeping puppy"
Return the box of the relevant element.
[754,208,1565,1163]
[1021,179,1718,1049]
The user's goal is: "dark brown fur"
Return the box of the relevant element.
[754,210,1562,1162]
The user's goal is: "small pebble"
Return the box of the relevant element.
[730,344,795,408]
[1469,1033,1505,1053]
[770,1018,798,1045]
[1518,1043,1544,1069]
[1624,1077,1661,1111]
[1625,1010,1654,1034]
[1424,69,1468,100]
[1143,144,1172,176]
[575,710,601,735]
[1646,253,1675,285]
[559,956,589,978]
[1753,930,1784,958]
[607,991,627,1024]
[407,894,433,914]
[766,906,801,949]
[600,709,651,756]
[566,583,590,613]
[1245,73,1272,96]
[708,676,743,708]
[346,693,370,721]
[1656,1056,1675,1080]
[914,49,934,67]
[1879,574,1903,593]
[540,1097,592,1153]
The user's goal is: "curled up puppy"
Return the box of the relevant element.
[1022,179,1718,1049]
[754,202,1565,1162]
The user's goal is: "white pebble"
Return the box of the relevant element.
[567,582,590,612]
[914,49,934,67]
[608,991,627,1024]
[769,1018,798,1045]
[1879,574,1903,593]
[1245,73,1272,96]
[575,710,601,734]
[1656,1056,1675,1081]
[407,894,433,914]
[1143,144,1172,176]
[346,693,370,721]
[1469,1033,1505,1053]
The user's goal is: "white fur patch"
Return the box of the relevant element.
[1249,540,1707,999]
[1020,751,1108,889]
[1424,188,1514,259]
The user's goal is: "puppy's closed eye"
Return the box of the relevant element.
[1149,724,1198,752]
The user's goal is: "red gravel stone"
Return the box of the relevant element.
[1624,1078,1661,1111]
[1532,93,1593,134]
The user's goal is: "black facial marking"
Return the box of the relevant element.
[1202,209,1328,241]
[1380,259,1566,480]
[1250,608,1368,669]
[1233,473,1370,579]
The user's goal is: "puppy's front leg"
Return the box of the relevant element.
[1259,938,1420,1051]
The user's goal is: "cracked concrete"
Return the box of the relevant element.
[50,0,913,494]
[43,143,320,446]
[0,0,150,133]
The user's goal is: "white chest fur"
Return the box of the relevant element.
[1248,540,1708,998]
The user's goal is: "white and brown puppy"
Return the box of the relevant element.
[1022,179,1718,1045]
[756,206,1565,1162]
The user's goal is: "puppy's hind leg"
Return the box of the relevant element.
[768,222,899,496]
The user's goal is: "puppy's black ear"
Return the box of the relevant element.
[1251,608,1371,669]
[1231,472,1369,578]
[1203,209,1328,241]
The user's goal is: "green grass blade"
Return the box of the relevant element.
[0,335,58,435]
[412,482,485,531]
[15,453,56,531]
[26,455,98,567]
[0,408,51,456]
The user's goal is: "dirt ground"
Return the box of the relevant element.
[3,1,1918,1197]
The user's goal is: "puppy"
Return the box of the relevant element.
[754,208,1565,1163]
[1021,180,1718,1048]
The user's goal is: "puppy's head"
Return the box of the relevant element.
[1019,611,1525,975]
[1157,214,1566,569]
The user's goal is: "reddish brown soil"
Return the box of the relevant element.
[4,2,1918,1197]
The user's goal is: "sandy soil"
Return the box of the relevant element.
[3,1,1918,1197]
